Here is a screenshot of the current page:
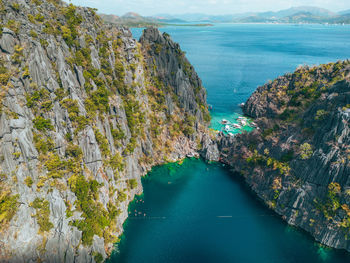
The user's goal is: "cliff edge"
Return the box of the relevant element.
[210,60,350,252]
[0,0,209,262]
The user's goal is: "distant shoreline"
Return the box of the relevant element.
[164,23,214,27]
[105,22,215,28]
[106,22,350,28]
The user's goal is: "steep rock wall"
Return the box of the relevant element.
[0,0,209,262]
[205,61,350,252]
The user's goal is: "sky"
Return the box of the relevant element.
[69,0,350,16]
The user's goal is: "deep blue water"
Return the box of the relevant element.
[133,24,350,114]
[109,24,350,263]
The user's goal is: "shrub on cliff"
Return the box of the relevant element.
[33,116,53,131]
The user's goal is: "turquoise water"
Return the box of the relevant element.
[109,159,350,263]
[108,24,350,262]
[209,112,254,135]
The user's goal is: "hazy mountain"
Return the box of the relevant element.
[262,6,336,18]
[279,11,327,23]
[153,6,350,24]
[338,9,350,15]
[100,12,162,27]
[331,13,350,24]
[101,6,350,26]
[100,12,213,27]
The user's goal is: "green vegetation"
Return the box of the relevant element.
[316,182,348,224]
[266,61,350,126]
[111,125,125,141]
[128,179,138,189]
[65,144,83,159]
[299,143,313,160]
[33,133,55,154]
[123,96,145,141]
[91,86,110,113]
[30,198,54,232]
[117,191,127,202]
[183,114,196,136]
[0,59,10,86]
[315,109,328,121]
[33,116,53,131]
[44,153,70,178]
[61,4,82,46]
[22,66,30,79]
[26,88,52,112]
[109,152,124,176]
[12,45,24,64]
[93,252,104,263]
[12,152,21,159]
[60,98,88,133]
[94,130,110,157]
[0,184,19,226]
[24,176,34,187]
[35,13,45,23]
[31,0,43,5]
[11,3,20,12]
[69,175,120,246]
[247,149,290,176]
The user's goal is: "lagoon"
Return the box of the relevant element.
[109,24,350,262]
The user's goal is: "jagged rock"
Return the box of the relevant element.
[204,61,350,253]
[0,1,209,262]
[0,28,15,54]
[200,134,220,161]
[140,27,207,120]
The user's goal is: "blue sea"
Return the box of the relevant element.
[109,24,350,263]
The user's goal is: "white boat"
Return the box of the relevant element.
[224,125,230,131]
[240,120,247,126]
[228,132,235,137]
[233,123,242,129]
[221,119,229,124]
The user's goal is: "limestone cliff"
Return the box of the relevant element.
[0,0,209,262]
[206,61,350,252]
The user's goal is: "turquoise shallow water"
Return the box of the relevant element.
[108,24,350,262]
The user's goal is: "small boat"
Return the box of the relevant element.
[228,132,235,137]
[240,120,247,126]
[239,103,245,107]
[221,119,229,124]
[224,125,230,131]
[233,123,242,129]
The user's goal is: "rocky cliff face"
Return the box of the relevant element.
[206,61,350,252]
[0,0,209,262]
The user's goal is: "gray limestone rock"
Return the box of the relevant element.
[0,28,15,54]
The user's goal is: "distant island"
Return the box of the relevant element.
[100,6,350,27]
[99,12,213,27]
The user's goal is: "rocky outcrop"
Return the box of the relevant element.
[140,28,208,121]
[206,61,350,252]
[0,0,209,262]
